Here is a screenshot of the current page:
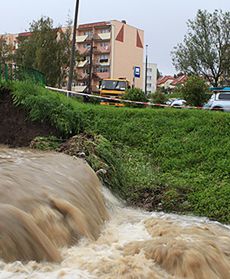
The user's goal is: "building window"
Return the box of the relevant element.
[99,54,109,63]
[147,76,152,80]
[84,31,93,37]
[147,68,152,73]
[97,66,109,73]
[100,29,110,34]
[100,42,109,49]
[83,43,91,49]
[100,54,108,60]
[147,83,151,88]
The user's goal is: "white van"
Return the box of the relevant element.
[203,91,230,112]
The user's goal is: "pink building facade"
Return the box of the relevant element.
[75,20,144,92]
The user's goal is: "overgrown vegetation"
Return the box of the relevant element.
[2,80,230,223]
[180,76,209,106]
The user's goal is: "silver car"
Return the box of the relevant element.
[203,91,230,112]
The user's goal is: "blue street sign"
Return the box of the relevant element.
[134,66,141,78]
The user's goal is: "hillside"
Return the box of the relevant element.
[0,81,230,223]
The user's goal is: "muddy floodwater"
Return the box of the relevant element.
[0,147,229,279]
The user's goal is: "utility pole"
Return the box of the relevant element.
[67,0,80,92]
[87,39,94,94]
[144,44,148,96]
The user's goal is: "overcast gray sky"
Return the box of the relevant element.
[1,0,229,74]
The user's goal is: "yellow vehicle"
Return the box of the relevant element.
[100,78,130,106]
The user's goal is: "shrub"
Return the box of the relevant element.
[150,89,167,104]
[122,88,148,107]
[180,76,209,106]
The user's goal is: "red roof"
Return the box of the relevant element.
[171,75,187,86]
[157,75,187,86]
[18,32,32,37]
[157,76,174,86]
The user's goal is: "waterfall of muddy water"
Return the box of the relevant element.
[0,147,109,263]
[0,148,230,279]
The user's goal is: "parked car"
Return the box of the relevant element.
[169,99,187,107]
[203,91,230,112]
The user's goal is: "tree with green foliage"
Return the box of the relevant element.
[172,10,230,87]
[180,76,209,106]
[0,36,14,64]
[15,17,72,87]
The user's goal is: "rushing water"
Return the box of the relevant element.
[0,147,229,279]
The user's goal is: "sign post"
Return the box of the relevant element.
[133,66,141,88]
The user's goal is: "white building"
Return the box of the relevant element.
[143,63,157,94]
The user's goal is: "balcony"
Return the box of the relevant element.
[97,58,110,67]
[72,85,87,92]
[76,60,88,68]
[76,35,88,43]
[97,32,111,41]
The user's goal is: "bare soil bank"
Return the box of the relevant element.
[0,90,58,147]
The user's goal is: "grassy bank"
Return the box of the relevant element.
[1,81,230,223]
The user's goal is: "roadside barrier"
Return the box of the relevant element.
[46,86,228,111]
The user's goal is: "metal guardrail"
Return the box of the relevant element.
[0,63,45,84]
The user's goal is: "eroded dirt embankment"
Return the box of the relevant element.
[0,90,58,147]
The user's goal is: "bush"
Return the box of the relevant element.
[150,89,167,104]
[180,76,209,106]
[122,88,148,107]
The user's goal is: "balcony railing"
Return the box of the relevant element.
[76,35,88,43]
[96,59,110,66]
[97,33,111,40]
[76,60,88,68]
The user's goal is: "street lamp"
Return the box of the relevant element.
[67,0,80,92]
[144,44,148,96]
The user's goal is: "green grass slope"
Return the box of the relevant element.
[3,81,230,223]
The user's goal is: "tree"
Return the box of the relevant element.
[180,76,209,107]
[15,17,72,87]
[172,10,230,87]
[56,22,72,88]
[0,36,14,64]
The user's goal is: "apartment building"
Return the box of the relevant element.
[143,63,157,94]
[1,20,144,92]
[75,20,144,92]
